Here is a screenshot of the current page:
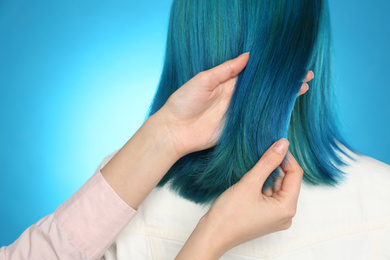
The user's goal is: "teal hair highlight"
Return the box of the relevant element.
[147,0,357,204]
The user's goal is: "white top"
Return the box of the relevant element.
[102,149,390,260]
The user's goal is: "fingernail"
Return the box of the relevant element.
[273,138,289,154]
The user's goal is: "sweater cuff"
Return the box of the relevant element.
[54,168,136,260]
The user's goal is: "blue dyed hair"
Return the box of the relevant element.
[147,0,356,204]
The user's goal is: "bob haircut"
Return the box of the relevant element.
[147,0,356,204]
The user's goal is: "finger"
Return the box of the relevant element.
[273,167,285,193]
[245,138,290,188]
[221,76,238,99]
[262,187,273,197]
[298,83,309,96]
[279,151,304,202]
[205,52,250,87]
[304,70,314,83]
[298,70,314,96]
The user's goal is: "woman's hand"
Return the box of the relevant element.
[176,138,303,259]
[156,53,314,157]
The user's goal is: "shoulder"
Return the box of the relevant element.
[349,154,390,173]
[297,150,390,225]
[339,150,390,185]
[332,143,390,183]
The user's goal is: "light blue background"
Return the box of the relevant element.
[0,0,389,246]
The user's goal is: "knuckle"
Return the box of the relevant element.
[262,155,279,168]
[226,62,235,77]
[279,203,296,219]
[286,205,297,219]
[197,71,211,84]
[281,219,292,230]
[297,166,304,176]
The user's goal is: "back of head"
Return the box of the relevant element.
[148,0,356,204]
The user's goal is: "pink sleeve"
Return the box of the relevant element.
[0,166,137,260]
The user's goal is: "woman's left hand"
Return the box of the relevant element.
[156,53,250,157]
[155,53,314,158]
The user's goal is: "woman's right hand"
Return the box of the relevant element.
[176,138,304,260]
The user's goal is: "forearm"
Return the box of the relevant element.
[2,165,137,260]
[175,215,227,260]
[100,111,181,209]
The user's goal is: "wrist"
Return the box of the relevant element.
[197,213,230,258]
[176,214,228,260]
[100,112,182,209]
[148,109,186,159]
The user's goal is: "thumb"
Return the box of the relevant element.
[242,138,290,188]
[203,52,250,88]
